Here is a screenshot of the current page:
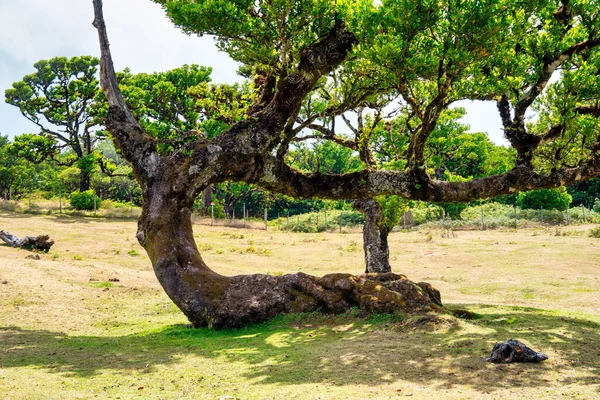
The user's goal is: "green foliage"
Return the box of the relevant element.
[409,202,444,225]
[8,134,58,164]
[152,0,360,77]
[517,188,572,211]
[0,134,37,199]
[569,179,600,208]
[279,209,364,232]
[69,190,100,210]
[287,141,363,174]
[423,109,515,178]
[589,226,600,238]
[456,203,599,228]
[119,65,252,154]
[75,152,102,175]
[376,195,408,231]
[594,198,600,214]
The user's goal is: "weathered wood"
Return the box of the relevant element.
[0,230,54,252]
[486,339,548,363]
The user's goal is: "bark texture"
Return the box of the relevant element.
[353,199,391,273]
[79,170,91,192]
[131,170,442,329]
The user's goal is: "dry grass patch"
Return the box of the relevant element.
[1,213,600,399]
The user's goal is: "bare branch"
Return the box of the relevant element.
[92,0,159,183]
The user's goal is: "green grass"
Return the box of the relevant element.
[2,214,600,399]
[2,308,599,399]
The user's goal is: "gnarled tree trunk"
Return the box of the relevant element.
[353,199,392,273]
[136,167,441,329]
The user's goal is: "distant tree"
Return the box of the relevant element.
[567,179,600,208]
[5,56,105,191]
[0,134,35,200]
[517,187,572,211]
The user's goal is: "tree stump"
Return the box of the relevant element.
[0,230,54,252]
[486,339,548,363]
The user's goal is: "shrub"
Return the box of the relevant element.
[280,209,364,232]
[69,190,100,210]
[516,188,572,211]
[594,198,600,213]
[589,226,600,238]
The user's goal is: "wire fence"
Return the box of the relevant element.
[4,197,598,232]
[193,204,600,233]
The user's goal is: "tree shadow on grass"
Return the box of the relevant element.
[1,304,599,395]
[0,212,93,223]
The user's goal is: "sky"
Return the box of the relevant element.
[0,0,507,145]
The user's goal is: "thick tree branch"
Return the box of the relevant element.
[576,105,600,117]
[257,157,600,203]
[182,18,359,192]
[540,123,565,145]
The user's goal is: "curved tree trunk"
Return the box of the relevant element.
[353,199,392,273]
[135,169,441,329]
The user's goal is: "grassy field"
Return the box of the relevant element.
[1,213,599,399]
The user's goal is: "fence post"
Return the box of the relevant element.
[481,209,485,230]
[264,207,268,230]
[243,204,246,228]
[441,209,445,230]
[513,205,517,228]
[93,193,97,216]
[211,203,214,226]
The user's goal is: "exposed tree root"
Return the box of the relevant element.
[199,272,442,329]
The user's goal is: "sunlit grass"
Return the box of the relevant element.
[1,213,600,399]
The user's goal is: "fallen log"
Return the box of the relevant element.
[486,339,548,363]
[0,230,54,252]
